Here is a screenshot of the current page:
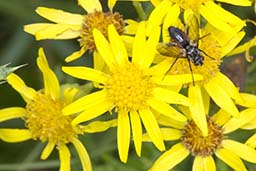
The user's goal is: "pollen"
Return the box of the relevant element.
[181,117,224,157]
[79,10,125,52]
[169,32,221,84]
[25,91,79,145]
[171,0,209,11]
[105,63,155,112]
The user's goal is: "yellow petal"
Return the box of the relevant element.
[58,144,71,171]
[24,23,53,35]
[117,110,130,163]
[152,87,190,106]
[36,7,84,25]
[35,24,80,40]
[189,85,208,136]
[130,111,142,156]
[158,74,203,86]
[203,156,216,171]
[159,128,181,141]
[121,35,134,57]
[78,0,102,13]
[63,87,79,105]
[240,117,256,130]
[221,31,245,57]
[124,19,139,35]
[200,1,245,33]
[222,139,256,163]
[246,133,256,148]
[93,28,116,69]
[228,37,256,62]
[24,23,80,39]
[193,156,204,171]
[146,0,171,35]
[72,138,92,171]
[0,129,32,142]
[212,109,231,126]
[204,77,239,117]
[93,51,106,73]
[63,90,108,115]
[41,142,55,160]
[223,108,256,134]
[37,48,60,100]
[147,98,187,122]
[62,66,108,84]
[108,0,117,11]
[81,119,117,133]
[65,48,87,62]
[162,4,180,42]
[141,26,161,69]
[216,0,251,6]
[235,93,256,108]
[150,143,189,171]
[142,128,181,142]
[72,100,114,125]
[214,72,241,101]
[7,73,36,103]
[157,115,186,129]
[108,24,127,66]
[147,59,172,77]
[201,88,210,115]
[215,148,247,171]
[0,107,26,122]
[139,108,165,151]
[132,22,146,66]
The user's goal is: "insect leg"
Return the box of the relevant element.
[199,49,215,60]
[165,55,180,75]
[187,58,195,86]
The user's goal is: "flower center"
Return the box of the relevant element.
[25,91,79,145]
[105,63,155,112]
[181,117,224,157]
[170,0,209,11]
[79,10,125,52]
[169,31,222,84]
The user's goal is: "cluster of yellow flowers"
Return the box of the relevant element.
[1,0,256,170]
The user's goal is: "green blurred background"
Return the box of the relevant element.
[0,0,255,171]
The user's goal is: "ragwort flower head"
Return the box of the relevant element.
[62,23,204,163]
[146,104,256,171]
[157,15,246,131]
[24,0,125,63]
[0,48,116,171]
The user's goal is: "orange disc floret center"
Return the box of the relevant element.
[105,63,155,112]
[79,10,125,52]
[181,117,224,157]
[25,91,78,145]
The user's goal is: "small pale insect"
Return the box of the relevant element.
[0,63,27,84]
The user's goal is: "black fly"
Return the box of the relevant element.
[157,14,212,85]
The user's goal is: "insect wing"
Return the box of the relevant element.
[185,14,200,45]
[157,42,182,58]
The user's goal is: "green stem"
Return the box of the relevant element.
[132,2,146,20]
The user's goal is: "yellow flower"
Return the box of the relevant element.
[145,0,250,34]
[144,104,256,171]
[0,48,116,171]
[62,23,204,163]
[155,15,246,135]
[24,0,125,65]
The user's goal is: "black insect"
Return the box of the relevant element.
[158,15,212,85]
